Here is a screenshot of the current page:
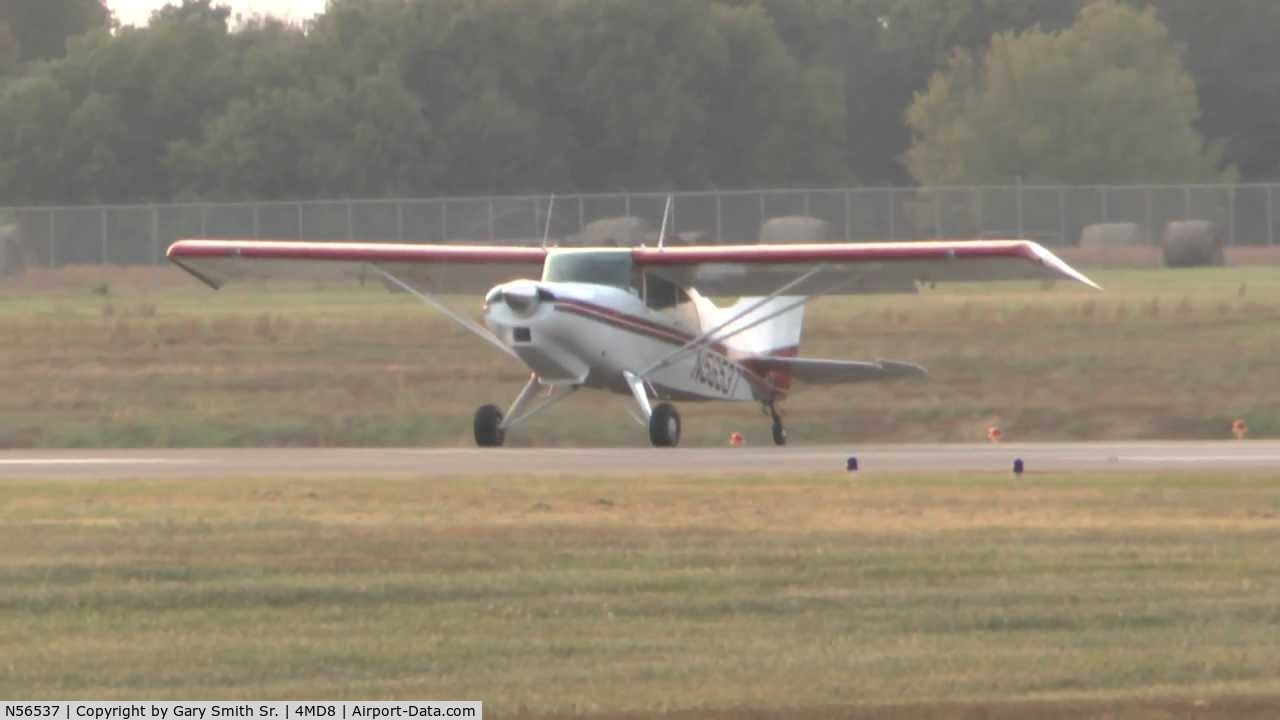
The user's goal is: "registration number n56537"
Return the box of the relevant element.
[691,350,741,397]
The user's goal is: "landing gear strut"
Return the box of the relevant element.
[474,373,576,448]
[766,402,787,446]
[623,370,680,448]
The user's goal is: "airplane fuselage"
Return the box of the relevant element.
[484,279,760,402]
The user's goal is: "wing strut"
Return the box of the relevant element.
[370,264,519,361]
[637,264,833,378]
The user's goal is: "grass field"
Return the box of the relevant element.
[2,469,1279,717]
[0,263,1278,447]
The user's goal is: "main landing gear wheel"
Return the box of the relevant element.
[767,403,787,446]
[474,404,505,447]
[649,403,681,447]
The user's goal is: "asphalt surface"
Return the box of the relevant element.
[0,441,1277,479]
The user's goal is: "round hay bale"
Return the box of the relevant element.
[1162,220,1225,268]
[1079,222,1144,249]
[572,216,652,247]
[759,216,834,244]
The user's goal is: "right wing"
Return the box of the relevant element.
[634,240,1099,296]
[167,239,547,293]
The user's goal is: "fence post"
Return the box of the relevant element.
[296,203,303,239]
[48,209,56,268]
[1144,187,1154,245]
[396,202,405,241]
[887,188,896,240]
[252,204,262,238]
[1016,178,1024,238]
[346,201,354,241]
[152,206,161,265]
[715,192,723,243]
[100,207,108,264]
[1268,185,1274,246]
[843,189,851,242]
[440,200,448,241]
[624,193,631,219]
[1099,187,1108,224]
[201,205,209,237]
[577,196,584,233]
[487,198,496,241]
[933,190,941,239]
[1227,185,1236,246]
[1058,188,1067,245]
[803,190,810,217]
[758,193,766,230]
[972,187,983,237]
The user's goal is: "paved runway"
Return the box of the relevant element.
[0,442,1277,478]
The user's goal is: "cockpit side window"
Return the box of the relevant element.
[644,272,681,311]
[650,270,691,310]
[645,272,699,329]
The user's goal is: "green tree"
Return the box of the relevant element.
[704,1,847,187]
[905,1,1226,186]
[1,0,110,63]
[1143,0,1280,179]
[728,0,1083,185]
[170,65,440,199]
[0,70,76,203]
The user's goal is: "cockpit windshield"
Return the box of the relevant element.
[542,250,634,290]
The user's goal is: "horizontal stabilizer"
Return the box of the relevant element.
[747,356,927,385]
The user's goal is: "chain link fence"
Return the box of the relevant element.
[1,184,1275,269]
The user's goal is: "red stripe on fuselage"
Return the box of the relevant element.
[552,298,796,399]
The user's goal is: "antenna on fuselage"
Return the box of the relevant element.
[541,194,555,248]
[657,194,672,250]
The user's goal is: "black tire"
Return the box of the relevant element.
[648,403,681,447]
[771,420,787,446]
[474,404,505,447]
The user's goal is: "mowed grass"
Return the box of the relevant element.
[0,264,1278,447]
[2,470,1280,717]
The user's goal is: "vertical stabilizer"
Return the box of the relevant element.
[714,296,804,355]
[715,296,804,393]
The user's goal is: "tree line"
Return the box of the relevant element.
[0,0,1274,205]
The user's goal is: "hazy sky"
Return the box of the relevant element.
[110,0,328,26]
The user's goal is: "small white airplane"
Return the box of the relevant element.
[167,202,1097,448]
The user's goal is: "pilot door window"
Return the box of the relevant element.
[643,273,697,329]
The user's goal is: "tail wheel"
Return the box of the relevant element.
[474,404,505,447]
[648,403,681,447]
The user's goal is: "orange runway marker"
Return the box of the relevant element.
[1233,419,1248,440]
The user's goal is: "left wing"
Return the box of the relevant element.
[167,239,547,293]
[634,240,1098,296]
